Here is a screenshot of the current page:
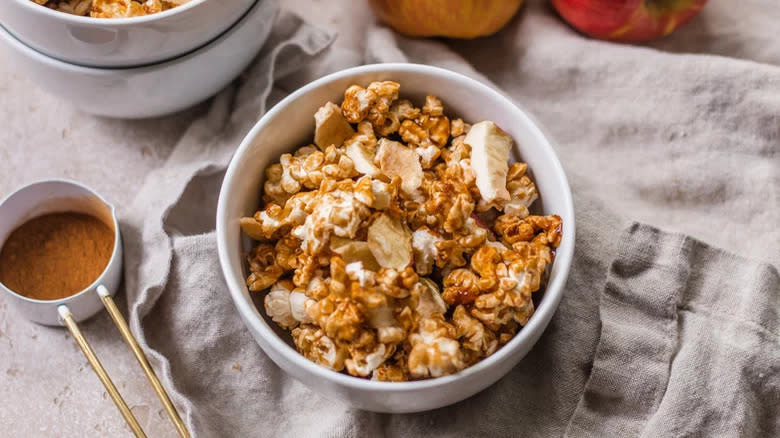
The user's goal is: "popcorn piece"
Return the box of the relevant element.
[375,138,423,195]
[293,189,371,256]
[415,145,441,169]
[264,281,298,329]
[341,81,400,133]
[453,305,498,357]
[408,315,464,378]
[443,193,475,233]
[470,244,503,291]
[465,121,512,204]
[53,0,92,15]
[442,269,481,305]
[375,267,418,299]
[373,361,408,382]
[292,325,347,371]
[494,214,562,248]
[456,217,489,249]
[504,238,554,296]
[91,0,147,17]
[346,343,387,377]
[367,214,413,270]
[275,235,302,271]
[346,261,378,290]
[411,227,442,275]
[289,289,316,324]
[366,81,402,136]
[421,94,444,117]
[450,118,470,137]
[502,162,539,217]
[389,99,420,121]
[342,85,377,123]
[307,295,364,341]
[434,239,468,269]
[246,244,283,292]
[314,102,355,150]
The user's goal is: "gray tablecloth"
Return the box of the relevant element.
[2,0,778,437]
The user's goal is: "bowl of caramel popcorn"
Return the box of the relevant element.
[1,0,259,67]
[217,64,575,413]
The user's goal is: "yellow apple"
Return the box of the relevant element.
[369,0,525,39]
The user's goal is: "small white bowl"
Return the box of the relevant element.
[0,0,255,67]
[216,64,576,413]
[0,180,123,326]
[0,0,278,119]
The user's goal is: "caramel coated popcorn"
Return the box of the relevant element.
[241,81,562,381]
[33,0,191,18]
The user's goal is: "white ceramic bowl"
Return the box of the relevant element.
[216,64,576,413]
[0,180,123,326]
[0,0,277,119]
[0,0,255,67]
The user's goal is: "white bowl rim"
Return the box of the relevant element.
[0,178,122,306]
[0,0,257,73]
[13,0,210,26]
[216,63,576,392]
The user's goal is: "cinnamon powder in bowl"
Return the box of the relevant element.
[0,212,114,301]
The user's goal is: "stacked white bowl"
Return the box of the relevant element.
[0,0,279,118]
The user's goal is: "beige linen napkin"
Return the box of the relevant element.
[122,2,780,437]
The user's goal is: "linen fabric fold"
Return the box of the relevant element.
[121,2,780,437]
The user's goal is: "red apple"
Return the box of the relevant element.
[551,0,708,42]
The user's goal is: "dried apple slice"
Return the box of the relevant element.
[314,102,355,150]
[345,141,381,177]
[367,213,413,270]
[375,138,423,195]
[330,238,381,272]
[465,121,512,203]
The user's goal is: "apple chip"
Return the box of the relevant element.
[367,214,413,270]
[375,138,423,195]
[345,141,380,177]
[465,121,512,204]
[314,102,355,150]
[330,238,381,272]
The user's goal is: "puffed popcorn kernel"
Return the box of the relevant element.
[442,268,481,305]
[411,227,442,275]
[292,325,347,371]
[502,162,539,217]
[264,280,298,329]
[408,315,465,378]
[346,343,388,377]
[246,244,283,292]
[453,305,498,357]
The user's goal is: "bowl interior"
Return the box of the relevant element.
[218,64,575,387]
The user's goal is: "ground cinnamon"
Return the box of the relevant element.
[0,212,114,301]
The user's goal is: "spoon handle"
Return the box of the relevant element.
[58,305,147,438]
[98,286,191,438]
